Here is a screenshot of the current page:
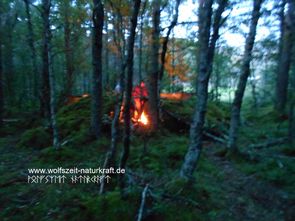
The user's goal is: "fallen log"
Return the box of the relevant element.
[204,132,227,144]
[249,137,288,149]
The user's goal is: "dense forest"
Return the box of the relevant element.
[0,0,294,220]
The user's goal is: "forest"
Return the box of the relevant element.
[0,0,294,220]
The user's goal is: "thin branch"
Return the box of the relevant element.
[137,184,149,221]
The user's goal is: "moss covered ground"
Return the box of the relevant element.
[0,97,294,221]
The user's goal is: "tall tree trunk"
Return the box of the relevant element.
[278,0,286,56]
[104,13,109,88]
[275,0,295,113]
[159,0,181,82]
[41,0,51,120]
[4,14,16,106]
[180,0,228,180]
[138,17,143,83]
[147,0,160,131]
[41,0,59,148]
[0,13,3,128]
[289,59,295,144]
[228,0,263,154]
[289,100,295,144]
[24,0,39,100]
[91,0,104,138]
[100,59,127,195]
[138,0,148,83]
[63,0,74,98]
[49,37,60,149]
[119,0,141,190]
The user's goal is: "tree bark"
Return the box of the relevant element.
[228,0,263,154]
[41,0,59,148]
[159,0,181,82]
[147,0,160,131]
[24,0,39,100]
[138,0,148,83]
[49,36,60,149]
[91,0,104,138]
[275,0,295,112]
[180,0,228,180]
[3,12,17,106]
[104,12,109,87]
[41,0,51,120]
[0,13,3,128]
[119,0,141,190]
[289,100,295,144]
[63,0,74,98]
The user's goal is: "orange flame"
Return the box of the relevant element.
[138,111,148,125]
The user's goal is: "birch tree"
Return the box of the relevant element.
[180,0,228,180]
[228,0,263,154]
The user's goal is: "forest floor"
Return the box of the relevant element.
[205,145,293,220]
[0,98,294,221]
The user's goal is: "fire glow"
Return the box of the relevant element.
[137,111,148,125]
[119,82,150,127]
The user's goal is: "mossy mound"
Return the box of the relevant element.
[81,191,138,221]
[57,97,92,139]
[17,126,51,149]
[162,98,195,122]
[162,98,230,134]
[57,95,116,140]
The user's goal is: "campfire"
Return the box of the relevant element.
[120,82,149,127]
[66,82,193,129]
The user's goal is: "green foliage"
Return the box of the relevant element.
[152,201,203,221]
[206,102,230,131]
[57,97,91,138]
[237,157,295,192]
[68,126,93,147]
[56,95,116,141]
[17,127,51,149]
[162,98,195,121]
[81,191,138,221]
[244,104,279,123]
[39,146,81,162]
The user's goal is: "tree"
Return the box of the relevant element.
[62,0,74,99]
[138,0,148,83]
[3,4,17,106]
[119,0,141,190]
[24,0,39,100]
[159,0,181,83]
[147,0,160,131]
[180,0,228,180]
[41,0,60,149]
[228,0,263,154]
[41,0,51,119]
[49,35,60,149]
[91,0,104,139]
[275,0,295,112]
[0,5,3,128]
